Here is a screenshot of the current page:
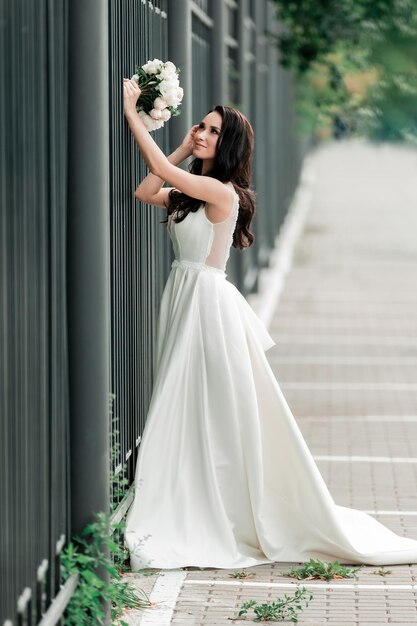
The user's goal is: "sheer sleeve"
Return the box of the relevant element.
[204,191,239,271]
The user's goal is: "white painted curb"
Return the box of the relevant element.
[138,569,187,625]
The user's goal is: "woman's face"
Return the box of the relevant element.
[193,111,222,161]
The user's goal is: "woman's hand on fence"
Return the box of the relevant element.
[180,124,200,158]
[123,79,141,117]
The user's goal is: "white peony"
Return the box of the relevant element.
[149,108,162,120]
[138,108,166,132]
[164,61,177,73]
[153,96,168,110]
[141,117,153,131]
[160,108,171,121]
[158,80,179,105]
[158,66,178,82]
[142,58,162,75]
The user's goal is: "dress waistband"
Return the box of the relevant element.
[171,259,226,277]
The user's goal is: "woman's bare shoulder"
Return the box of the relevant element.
[204,183,236,224]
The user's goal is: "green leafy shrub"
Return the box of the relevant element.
[270,0,417,142]
[61,512,152,625]
[61,392,150,624]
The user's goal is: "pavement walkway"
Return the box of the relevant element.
[122,140,417,625]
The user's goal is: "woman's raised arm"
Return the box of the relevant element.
[135,145,190,203]
[134,122,203,202]
[123,79,232,209]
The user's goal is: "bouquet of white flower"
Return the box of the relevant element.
[131,59,183,132]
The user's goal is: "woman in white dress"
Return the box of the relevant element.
[122,78,417,570]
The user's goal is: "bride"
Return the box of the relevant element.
[122,77,417,570]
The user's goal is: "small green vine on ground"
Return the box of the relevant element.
[229,569,256,579]
[373,567,392,577]
[231,587,313,622]
[284,558,362,581]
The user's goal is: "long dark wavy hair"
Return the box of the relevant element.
[161,105,256,249]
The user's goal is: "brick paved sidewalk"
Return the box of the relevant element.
[122,141,417,625]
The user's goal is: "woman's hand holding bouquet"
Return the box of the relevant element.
[124,58,183,132]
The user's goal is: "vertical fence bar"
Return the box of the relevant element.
[243,0,259,293]
[254,0,269,269]
[212,0,227,106]
[266,0,280,243]
[67,0,110,553]
[190,3,213,123]
[169,0,192,151]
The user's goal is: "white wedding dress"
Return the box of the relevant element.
[124,185,417,570]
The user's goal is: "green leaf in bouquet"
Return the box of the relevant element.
[137,93,156,114]
[134,66,149,81]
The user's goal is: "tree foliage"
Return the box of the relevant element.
[270,0,417,141]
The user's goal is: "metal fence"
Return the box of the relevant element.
[0,1,69,624]
[1,0,303,623]
[108,0,171,512]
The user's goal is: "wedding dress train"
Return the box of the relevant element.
[124,185,417,570]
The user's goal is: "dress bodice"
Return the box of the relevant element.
[167,188,239,273]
